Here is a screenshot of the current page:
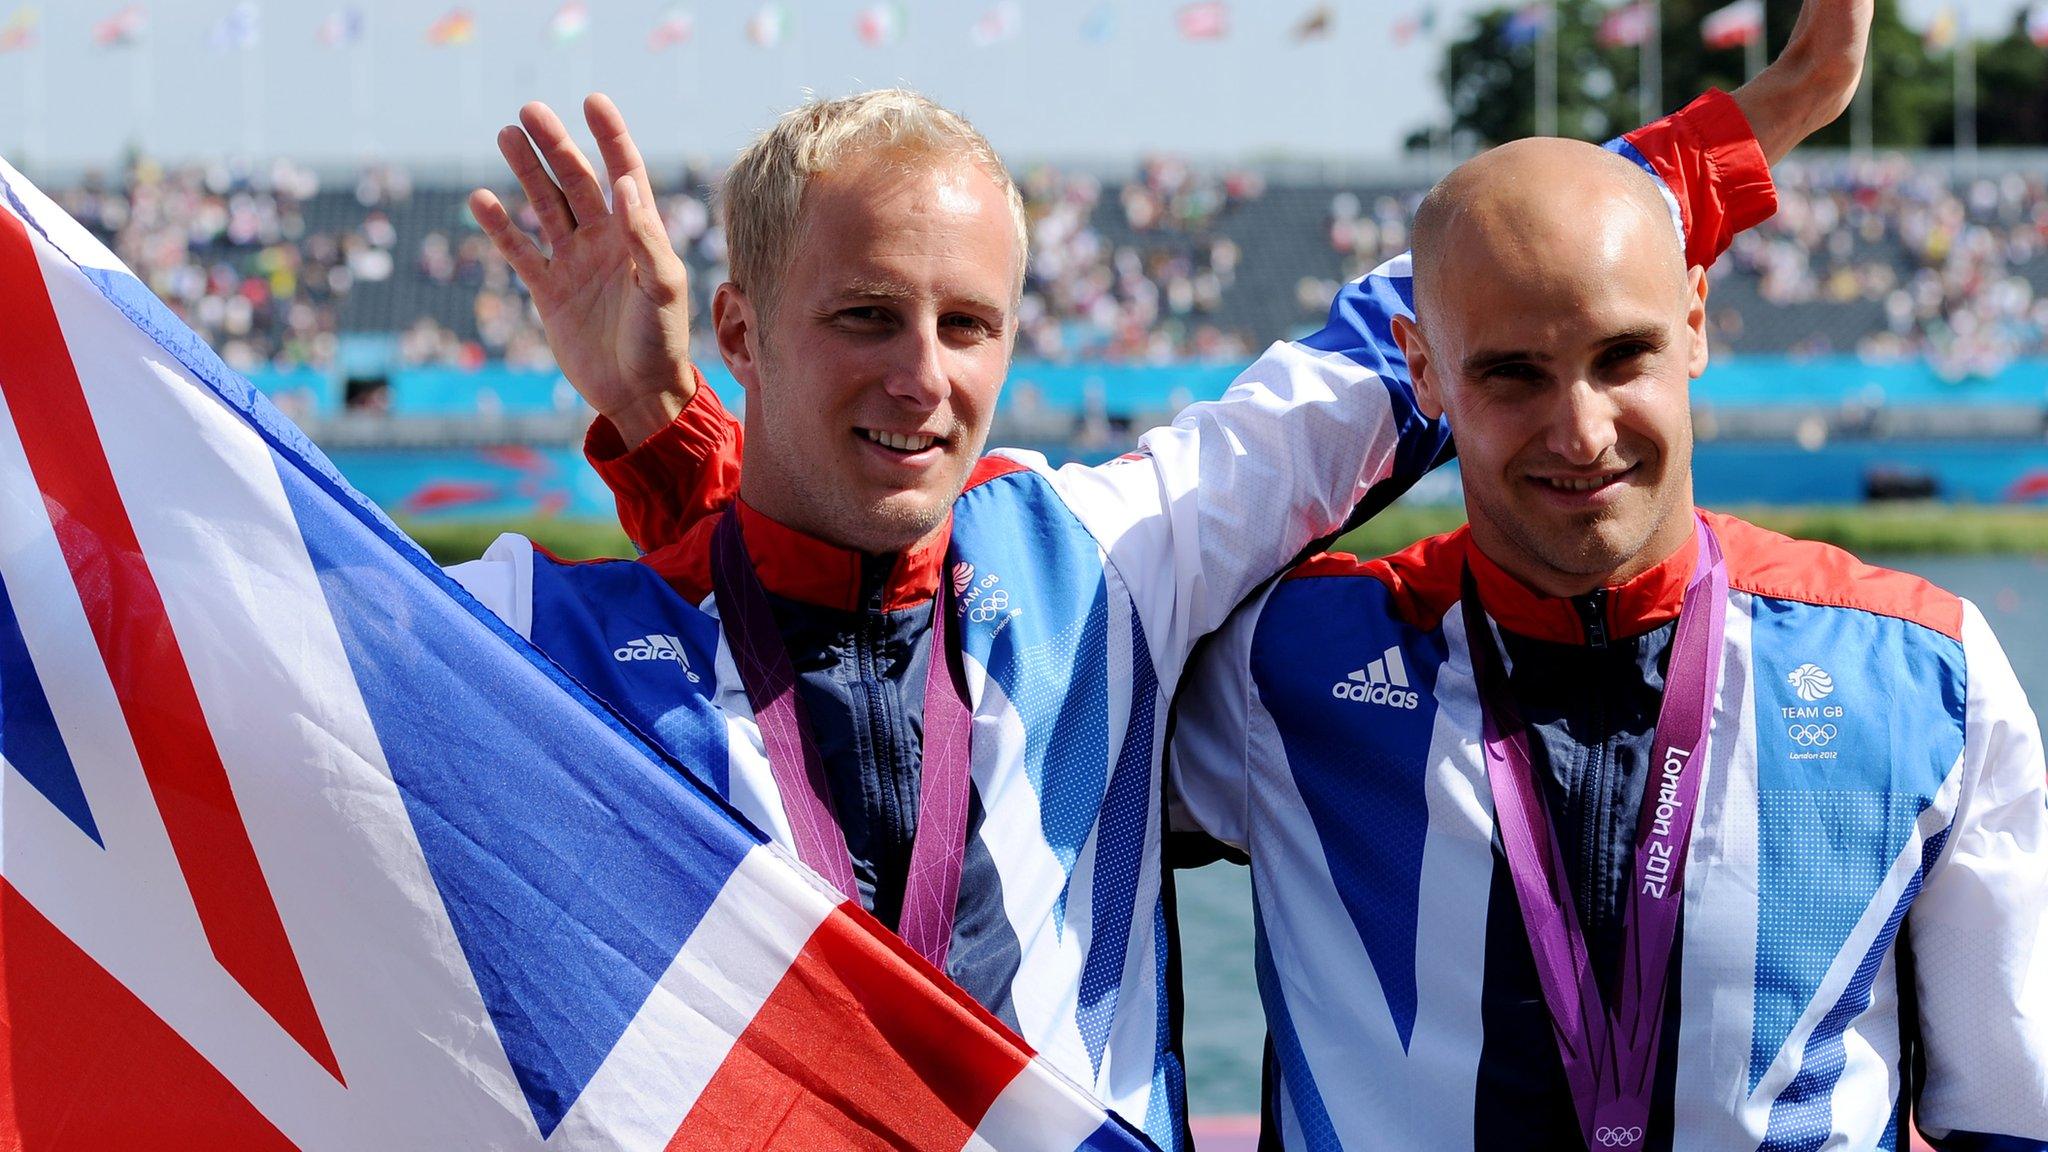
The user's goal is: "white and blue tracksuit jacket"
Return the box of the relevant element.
[451,94,1776,1147]
[1171,520,2048,1148]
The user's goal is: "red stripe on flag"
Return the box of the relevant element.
[0,879,303,1149]
[0,210,343,1082]
[668,903,1032,1149]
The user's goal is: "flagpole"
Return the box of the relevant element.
[24,21,45,164]
[1639,1,1661,124]
[1437,17,1456,166]
[1851,55,1873,154]
[133,31,153,146]
[1535,1,1557,136]
[1955,13,1976,171]
[461,43,482,183]
[353,19,376,160]
[243,8,263,160]
[572,22,592,101]
[1745,0,1766,81]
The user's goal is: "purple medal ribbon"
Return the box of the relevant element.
[710,507,975,971]
[1461,517,1727,1152]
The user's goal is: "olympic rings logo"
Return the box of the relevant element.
[1594,1126,1644,1147]
[969,589,1010,622]
[1787,723,1838,747]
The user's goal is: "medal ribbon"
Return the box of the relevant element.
[1461,517,1727,1151]
[711,507,975,970]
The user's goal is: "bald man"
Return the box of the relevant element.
[1169,137,2048,1149]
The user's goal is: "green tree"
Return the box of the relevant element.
[1416,0,1947,149]
[1936,13,2048,147]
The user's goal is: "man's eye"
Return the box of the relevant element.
[838,306,891,326]
[1485,363,1542,384]
[943,313,994,336]
[1601,342,1652,367]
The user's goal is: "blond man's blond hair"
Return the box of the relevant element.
[719,88,1028,321]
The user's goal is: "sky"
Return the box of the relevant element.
[0,0,2037,175]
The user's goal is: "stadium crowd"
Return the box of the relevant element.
[50,150,1266,378]
[45,149,2048,388]
[1725,159,2048,375]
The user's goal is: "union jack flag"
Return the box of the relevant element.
[0,157,1156,1150]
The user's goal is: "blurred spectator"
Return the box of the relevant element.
[58,149,2048,398]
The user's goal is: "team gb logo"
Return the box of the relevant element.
[1787,662,1835,702]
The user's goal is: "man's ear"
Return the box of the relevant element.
[1685,265,1711,379]
[1393,313,1446,420]
[713,282,762,392]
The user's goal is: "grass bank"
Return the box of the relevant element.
[402,503,2048,568]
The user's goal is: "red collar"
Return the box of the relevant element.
[646,498,948,613]
[1465,527,1698,645]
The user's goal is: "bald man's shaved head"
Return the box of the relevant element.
[1408,137,1683,322]
[1390,134,1714,599]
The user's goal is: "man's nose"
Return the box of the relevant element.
[883,320,950,409]
[1546,380,1619,465]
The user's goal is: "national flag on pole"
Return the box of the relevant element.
[1079,3,1114,41]
[425,6,475,46]
[209,1,259,51]
[1598,0,1653,48]
[746,3,784,48]
[0,156,1164,1152]
[1923,4,1956,51]
[547,1,589,44]
[971,1,1022,47]
[2031,3,2048,48]
[1502,2,1549,47]
[856,3,902,47]
[92,4,146,47]
[315,7,362,47]
[1701,0,1764,50]
[1289,4,1333,42]
[0,6,35,53]
[1390,5,1435,46]
[1176,1,1227,41]
[648,7,693,50]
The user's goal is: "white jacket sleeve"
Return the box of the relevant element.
[1031,256,1449,685]
[1163,584,1269,848]
[1911,600,2048,1146]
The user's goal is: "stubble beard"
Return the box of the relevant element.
[1473,478,1681,593]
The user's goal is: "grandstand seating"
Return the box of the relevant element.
[50,154,2048,417]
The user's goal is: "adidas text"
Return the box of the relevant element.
[613,634,702,681]
[1332,646,1420,710]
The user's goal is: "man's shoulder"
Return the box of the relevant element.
[1272,526,1472,634]
[1706,511,1965,642]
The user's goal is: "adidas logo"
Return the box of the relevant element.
[613,634,702,682]
[1332,646,1421,710]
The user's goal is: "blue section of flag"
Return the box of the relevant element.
[1254,576,1445,1050]
[1760,826,1952,1152]
[0,567,102,846]
[1076,606,1158,1075]
[1503,2,1548,46]
[276,450,757,1136]
[1746,598,1966,1090]
[951,469,1113,930]
[56,238,771,1136]
[1082,1116,1162,1150]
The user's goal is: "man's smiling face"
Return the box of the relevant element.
[722,150,1020,555]
[1397,138,1710,597]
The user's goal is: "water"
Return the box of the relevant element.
[1174,553,2048,1117]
